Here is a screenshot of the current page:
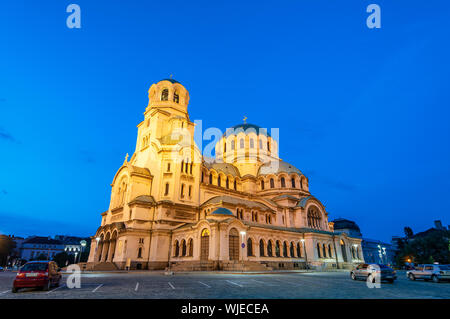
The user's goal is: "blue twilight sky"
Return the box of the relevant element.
[0,1,449,242]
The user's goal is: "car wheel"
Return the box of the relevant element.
[351,272,356,280]
[432,275,439,283]
[12,287,18,293]
[408,273,415,281]
[43,281,51,291]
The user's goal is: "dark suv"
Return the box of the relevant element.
[12,261,62,292]
[351,263,397,283]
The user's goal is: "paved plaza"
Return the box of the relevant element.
[1,270,449,299]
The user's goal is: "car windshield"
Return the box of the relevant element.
[376,264,390,269]
[20,263,48,272]
[438,265,450,270]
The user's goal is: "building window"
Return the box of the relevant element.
[270,178,275,188]
[307,207,322,229]
[280,177,286,188]
[283,242,288,257]
[290,242,295,257]
[181,161,184,172]
[188,185,192,198]
[167,163,171,172]
[234,180,237,190]
[267,141,271,152]
[247,238,253,256]
[328,244,332,258]
[218,176,221,187]
[174,241,180,257]
[231,140,235,150]
[138,247,143,258]
[267,241,273,257]
[226,177,229,189]
[164,183,169,196]
[259,139,263,149]
[190,163,193,175]
[291,178,296,188]
[209,173,213,184]
[173,91,179,103]
[224,143,226,153]
[182,240,187,256]
[259,239,265,256]
[188,238,193,256]
[323,244,327,258]
[181,184,185,198]
[275,241,281,257]
[261,180,264,190]
[161,89,169,101]
[317,243,322,258]
[240,139,244,148]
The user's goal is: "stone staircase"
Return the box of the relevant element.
[221,261,273,272]
[88,262,119,271]
[169,261,217,271]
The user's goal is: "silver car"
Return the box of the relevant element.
[407,264,450,283]
[351,263,397,283]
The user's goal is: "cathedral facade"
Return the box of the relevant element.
[87,79,364,271]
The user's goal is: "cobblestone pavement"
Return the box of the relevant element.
[1,270,449,299]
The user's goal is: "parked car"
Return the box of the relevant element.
[12,261,62,293]
[407,264,450,283]
[350,263,397,283]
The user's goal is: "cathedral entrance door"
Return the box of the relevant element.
[200,229,210,260]
[229,228,239,261]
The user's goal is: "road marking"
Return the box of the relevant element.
[168,282,175,290]
[135,282,139,291]
[1,290,9,294]
[92,284,103,293]
[46,284,66,294]
[251,279,276,286]
[199,281,211,288]
[226,280,243,288]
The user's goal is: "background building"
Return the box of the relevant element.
[20,236,64,261]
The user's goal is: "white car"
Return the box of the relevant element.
[407,264,450,283]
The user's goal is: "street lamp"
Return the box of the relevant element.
[79,240,87,264]
[95,237,100,262]
[74,252,78,265]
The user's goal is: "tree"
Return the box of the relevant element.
[404,227,414,239]
[0,235,16,266]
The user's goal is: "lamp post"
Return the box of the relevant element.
[80,240,87,264]
[74,252,78,265]
[240,231,246,262]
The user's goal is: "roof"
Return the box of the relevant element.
[160,78,181,84]
[223,123,271,137]
[129,195,157,206]
[23,237,63,245]
[201,195,274,212]
[332,218,361,233]
[258,160,303,176]
[297,196,311,208]
[204,162,241,177]
[241,220,336,236]
[210,208,234,216]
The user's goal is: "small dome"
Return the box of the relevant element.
[223,123,271,137]
[258,160,303,176]
[204,162,241,177]
[210,207,234,216]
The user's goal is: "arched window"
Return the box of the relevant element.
[174,240,180,257]
[247,238,253,256]
[240,138,244,148]
[307,207,322,229]
[138,247,142,258]
[182,240,187,256]
[224,143,227,153]
[280,177,286,188]
[275,241,281,257]
[261,180,264,190]
[328,244,332,258]
[188,185,192,198]
[185,160,189,173]
[209,173,213,184]
[317,243,321,258]
[188,238,193,256]
[161,89,169,101]
[201,171,204,183]
[226,177,229,189]
[290,242,295,257]
[267,141,271,152]
[351,246,356,259]
[270,178,275,188]
[173,91,179,103]
[283,242,288,257]
[297,242,302,257]
[323,244,327,258]
[180,184,185,198]
[190,163,193,175]
[181,161,184,172]
[291,178,296,188]
[164,183,169,196]
[218,176,221,187]
[267,240,273,257]
[259,239,265,256]
[234,180,237,190]
[250,138,254,148]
